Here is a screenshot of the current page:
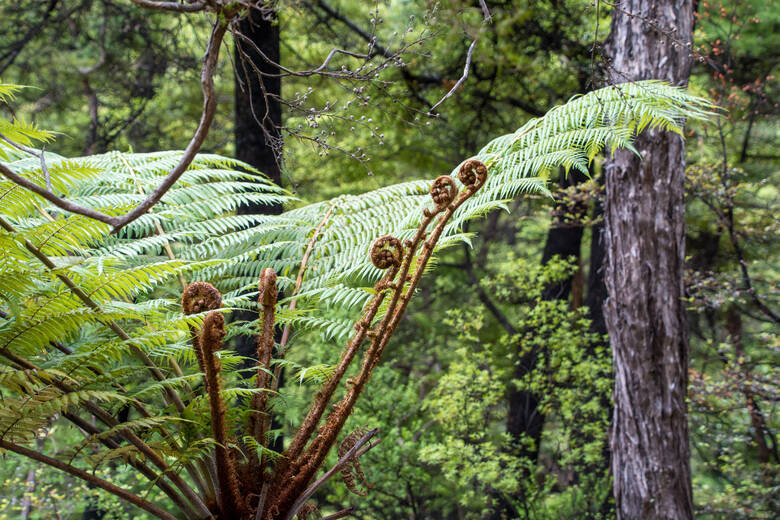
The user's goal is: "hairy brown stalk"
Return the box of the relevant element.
[250,268,277,472]
[265,162,487,519]
[200,310,245,519]
[256,207,335,496]
[278,260,398,465]
[261,255,399,518]
[0,438,178,520]
[181,281,225,503]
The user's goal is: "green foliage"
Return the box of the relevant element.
[0,80,708,517]
[419,256,611,518]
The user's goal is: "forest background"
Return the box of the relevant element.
[0,0,777,519]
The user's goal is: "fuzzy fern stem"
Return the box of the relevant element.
[200,310,245,518]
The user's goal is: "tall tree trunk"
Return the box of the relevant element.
[233,10,283,364]
[234,10,283,214]
[603,1,695,518]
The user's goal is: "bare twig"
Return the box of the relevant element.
[321,508,356,520]
[315,1,392,58]
[427,39,476,115]
[478,0,492,22]
[233,30,374,79]
[426,0,490,114]
[129,0,206,12]
[714,117,779,323]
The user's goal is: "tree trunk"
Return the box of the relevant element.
[603,1,695,518]
[234,9,283,214]
[233,10,283,364]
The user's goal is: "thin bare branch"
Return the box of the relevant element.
[0,20,227,233]
[315,0,392,58]
[320,508,355,520]
[233,30,372,79]
[129,0,206,12]
[478,0,492,22]
[428,39,477,115]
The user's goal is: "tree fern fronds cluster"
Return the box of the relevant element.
[0,80,710,519]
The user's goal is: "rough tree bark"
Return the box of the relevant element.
[603,1,695,518]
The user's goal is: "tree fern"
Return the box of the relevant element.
[0,80,710,520]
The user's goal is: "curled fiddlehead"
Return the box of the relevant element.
[263,164,490,519]
[182,281,222,376]
[182,281,222,315]
[458,158,488,190]
[429,175,458,208]
[338,427,372,496]
[370,235,404,270]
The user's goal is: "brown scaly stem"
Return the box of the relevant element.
[265,162,487,519]
[182,282,225,506]
[200,310,245,519]
[0,438,179,520]
[283,429,380,520]
[256,207,335,493]
[262,258,400,518]
[277,262,399,466]
[249,268,277,479]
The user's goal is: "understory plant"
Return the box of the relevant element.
[420,256,612,519]
[0,81,710,519]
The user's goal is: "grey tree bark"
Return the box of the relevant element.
[602,1,695,518]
